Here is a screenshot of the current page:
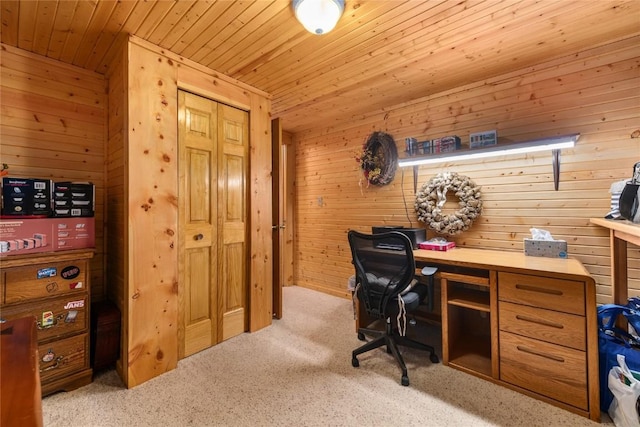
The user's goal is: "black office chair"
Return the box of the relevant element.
[348,230,439,386]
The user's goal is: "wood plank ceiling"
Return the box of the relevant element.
[1,0,639,133]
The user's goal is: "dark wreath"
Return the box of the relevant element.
[358,131,398,186]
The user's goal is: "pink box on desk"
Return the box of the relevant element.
[0,217,94,256]
[418,241,456,251]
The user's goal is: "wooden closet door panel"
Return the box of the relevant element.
[178,91,218,357]
[218,104,248,341]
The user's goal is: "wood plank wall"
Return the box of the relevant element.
[0,44,106,300]
[292,36,640,304]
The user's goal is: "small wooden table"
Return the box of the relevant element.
[1,316,43,427]
[590,217,640,304]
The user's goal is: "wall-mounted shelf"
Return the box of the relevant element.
[399,134,579,192]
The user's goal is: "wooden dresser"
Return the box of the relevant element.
[0,249,94,395]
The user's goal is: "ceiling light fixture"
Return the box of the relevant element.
[293,0,345,35]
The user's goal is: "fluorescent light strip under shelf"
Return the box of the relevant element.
[397,134,579,167]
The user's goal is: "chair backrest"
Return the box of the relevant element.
[347,230,416,319]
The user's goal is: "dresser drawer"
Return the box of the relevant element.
[39,332,89,383]
[499,331,587,410]
[0,294,88,341]
[498,272,585,315]
[3,260,87,303]
[499,301,585,350]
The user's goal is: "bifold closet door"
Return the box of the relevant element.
[178,91,219,358]
[178,91,248,358]
[217,103,248,341]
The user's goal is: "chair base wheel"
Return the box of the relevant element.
[430,353,440,363]
[357,332,366,341]
[401,376,409,386]
[352,357,359,368]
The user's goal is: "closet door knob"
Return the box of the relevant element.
[194,233,204,241]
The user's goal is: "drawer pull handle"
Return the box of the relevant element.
[515,314,564,329]
[515,284,563,296]
[36,314,65,330]
[40,355,65,373]
[516,345,565,363]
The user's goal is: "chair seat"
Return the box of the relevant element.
[399,283,429,310]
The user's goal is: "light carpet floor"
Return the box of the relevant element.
[43,286,612,426]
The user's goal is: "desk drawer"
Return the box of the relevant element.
[500,331,587,410]
[0,294,88,341]
[498,272,585,316]
[3,260,87,303]
[38,332,88,383]
[499,301,585,350]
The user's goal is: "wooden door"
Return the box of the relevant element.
[179,91,249,357]
[271,120,295,319]
[217,104,248,340]
[178,91,219,358]
[271,118,283,319]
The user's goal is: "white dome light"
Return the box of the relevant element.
[293,0,345,35]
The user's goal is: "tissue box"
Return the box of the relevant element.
[523,238,568,258]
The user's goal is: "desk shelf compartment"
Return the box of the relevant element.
[446,305,492,377]
[441,272,495,380]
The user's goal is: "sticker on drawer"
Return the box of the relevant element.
[37,267,57,279]
[61,265,80,280]
[65,310,78,323]
[69,281,83,289]
[42,349,55,363]
[42,311,54,327]
[63,300,84,310]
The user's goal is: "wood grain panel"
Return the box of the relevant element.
[293,37,640,303]
[1,1,638,134]
[0,44,106,301]
[249,92,274,330]
[125,41,179,387]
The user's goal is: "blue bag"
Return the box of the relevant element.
[598,304,640,412]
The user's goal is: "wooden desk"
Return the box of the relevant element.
[1,316,43,427]
[354,246,599,421]
[590,217,640,304]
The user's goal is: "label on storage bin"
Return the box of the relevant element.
[37,267,57,279]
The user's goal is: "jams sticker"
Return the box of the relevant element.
[37,267,57,279]
[61,266,80,280]
[63,300,84,310]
